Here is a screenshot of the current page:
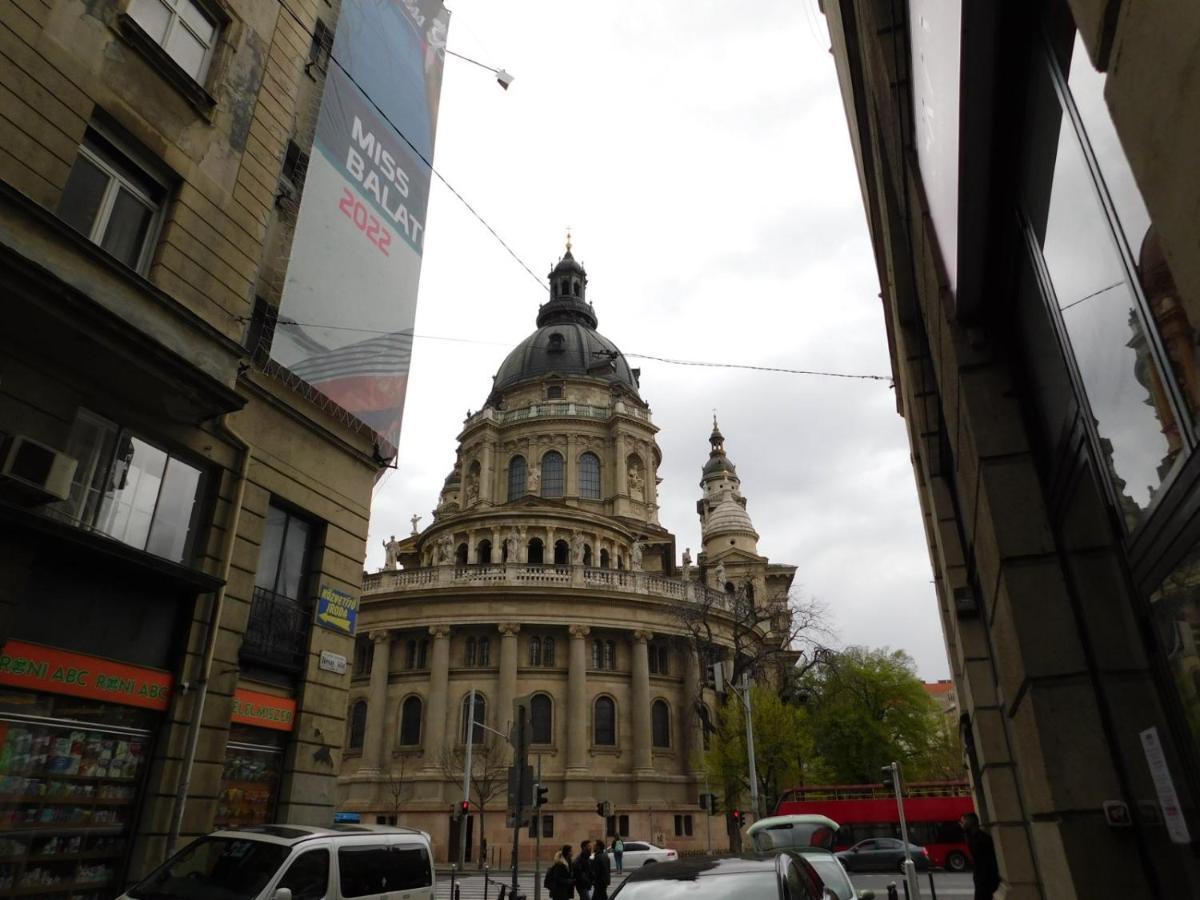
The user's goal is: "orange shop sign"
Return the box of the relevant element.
[0,640,172,711]
[231,688,296,732]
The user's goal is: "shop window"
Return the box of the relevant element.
[554,539,569,565]
[507,455,527,500]
[652,700,670,748]
[56,410,204,563]
[530,637,541,667]
[461,694,486,744]
[57,130,167,273]
[531,693,552,744]
[399,696,422,746]
[347,701,367,751]
[128,0,219,81]
[543,637,555,667]
[541,451,564,498]
[579,452,601,499]
[276,845,328,900]
[594,696,616,746]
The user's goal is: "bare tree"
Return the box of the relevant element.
[383,754,411,822]
[438,737,509,864]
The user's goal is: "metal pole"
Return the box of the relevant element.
[460,688,476,870]
[511,714,526,900]
[534,754,543,900]
[742,673,760,820]
[890,761,921,899]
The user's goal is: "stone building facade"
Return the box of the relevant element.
[0,0,387,888]
[823,0,1200,896]
[342,247,796,862]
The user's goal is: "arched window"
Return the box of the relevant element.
[477,540,492,564]
[600,548,610,568]
[348,700,367,751]
[560,278,570,296]
[572,280,580,297]
[405,639,417,670]
[399,696,422,745]
[583,544,593,567]
[461,693,486,743]
[543,637,555,667]
[465,637,477,667]
[592,639,603,669]
[652,700,670,747]
[541,451,564,498]
[456,543,468,565]
[554,540,569,565]
[724,582,736,594]
[605,640,616,670]
[508,455,527,501]
[478,637,490,667]
[528,538,544,565]
[530,637,542,667]
[531,693,552,744]
[594,696,616,746]
[579,452,601,499]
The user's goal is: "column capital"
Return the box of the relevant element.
[568,624,591,639]
[631,629,653,643]
[498,622,521,636]
[370,629,393,644]
[429,624,451,639]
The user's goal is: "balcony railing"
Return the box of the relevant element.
[463,401,651,429]
[362,563,732,610]
[242,586,311,673]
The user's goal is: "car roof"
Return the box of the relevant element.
[622,854,777,882]
[748,814,840,832]
[206,825,429,847]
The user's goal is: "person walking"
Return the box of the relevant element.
[591,838,612,900]
[612,837,624,873]
[545,845,576,900]
[572,839,595,900]
[960,813,1001,900]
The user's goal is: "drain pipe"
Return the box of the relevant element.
[166,417,250,857]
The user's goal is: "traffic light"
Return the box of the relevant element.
[710,795,721,817]
[881,764,897,792]
[731,809,743,826]
[595,800,612,818]
[451,799,469,822]
[535,783,549,808]
[510,695,533,762]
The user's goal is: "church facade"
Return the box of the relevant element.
[338,246,796,861]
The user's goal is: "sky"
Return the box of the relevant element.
[362,0,949,679]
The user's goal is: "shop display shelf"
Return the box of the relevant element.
[0,795,133,805]
[8,876,112,896]
[23,850,125,863]
[0,824,124,836]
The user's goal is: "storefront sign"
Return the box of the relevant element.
[0,640,172,711]
[316,584,359,635]
[231,689,297,732]
[319,650,348,675]
[1140,726,1192,844]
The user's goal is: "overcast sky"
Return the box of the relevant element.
[363,0,949,679]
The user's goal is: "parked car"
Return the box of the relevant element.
[610,853,834,900]
[780,849,876,900]
[835,838,929,874]
[607,840,678,866]
[748,815,840,853]
[119,824,435,900]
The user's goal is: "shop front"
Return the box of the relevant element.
[214,688,296,829]
[0,640,171,898]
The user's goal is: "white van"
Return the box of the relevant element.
[118,824,435,900]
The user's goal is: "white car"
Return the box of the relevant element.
[609,840,678,867]
[119,824,434,900]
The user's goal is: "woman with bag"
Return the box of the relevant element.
[612,837,624,873]
[546,845,576,900]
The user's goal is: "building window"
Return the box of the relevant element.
[618,815,630,837]
[347,700,367,751]
[128,0,218,82]
[478,637,490,667]
[508,455,527,500]
[648,645,669,676]
[466,637,476,667]
[352,635,372,676]
[605,640,616,670]
[543,637,555,667]
[674,815,693,837]
[307,18,333,74]
[600,548,610,568]
[530,637,541,667]
[255,505,313,601]
[593,696,616,746]
[416,639,428,669]
[455,543,468,566]
[651,700,670,748]
[547,384,564,399]
[583,544,593,567]
[530,815,554,838]
[461,694,486,744]
[57,410,204,563]
[244,503,316,671]
[554,540,569,565]
[579,452,601,499]
[399,696,422,746]
[531,693,552,744]
[464,637,489,667]
[528,538,544,565]
[541,451,564,498]
[592,640,603,670]
[477,539,492,564]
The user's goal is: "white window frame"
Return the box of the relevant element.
[129,0,219,83]
[74,142,164,275]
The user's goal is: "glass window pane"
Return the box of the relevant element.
[508,456,526,501]
[146,456,202,561]
[165,22,208,79]
[59,411,119,527]
[96,435,167,550]
[276,849,330,900]
[541,452,563,498]
[57,155,109,239]
[180,0,216,44]
[277,515,311,600]
[579,452,601,499]
[129,0,173,43]
[255,506,288,591]
[101,187,154,269]
[1149,547,1200,769]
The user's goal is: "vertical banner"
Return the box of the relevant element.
[273,1,450,450]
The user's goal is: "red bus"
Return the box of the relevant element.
[776,781,976,872]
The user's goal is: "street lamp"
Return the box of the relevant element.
[446,48,515,90]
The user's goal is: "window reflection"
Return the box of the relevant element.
[1150,547,1200,761]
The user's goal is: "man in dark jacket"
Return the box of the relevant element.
[572,839,594,900]
[591,838,612,900]
[961,813,1001,900]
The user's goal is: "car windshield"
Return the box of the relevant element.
[127,836,290,900]
[751,824,835,853]
[801,857,853,900]
[615,871,778,900]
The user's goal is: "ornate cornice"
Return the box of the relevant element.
[429,624,452,638]
[498,623,521,636]
[631,629,653,643]
[568,624,591,639]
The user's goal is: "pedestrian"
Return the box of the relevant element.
[572,839,594,900]
[960,812,1001,900]
[612,836,624,873]
[591,838,612,900]
[545,845,576,900]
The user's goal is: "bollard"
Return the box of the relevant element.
[902,877,910,900]
[449,865,456,900]
[454,884,461,900]
[497,886,507,900]
[926,869,937,900]
[886,882,899,900]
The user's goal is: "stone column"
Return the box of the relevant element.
[480,440,496,503]
[421,625,452,773]
[358,629,392,774]
[495,624,521,762]
[565,624,591,797]
[631,630,653,774]
[682,645,705,777]
[566,434,578,496]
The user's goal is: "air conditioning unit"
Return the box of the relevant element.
[0,435,77,505]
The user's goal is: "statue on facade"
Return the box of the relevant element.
[628,459,644,500]
[631,539,644,571]
[572,532,586,564]
[436,534,453,564]
[382,535,403,570]
[505,529,520,563]
[714,561,726,589]
[527,464,541,494]
[410,514,421,535]
[465,469,480,505]
[681,547,692,578]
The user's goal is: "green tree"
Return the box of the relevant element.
[798,647,956,784]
